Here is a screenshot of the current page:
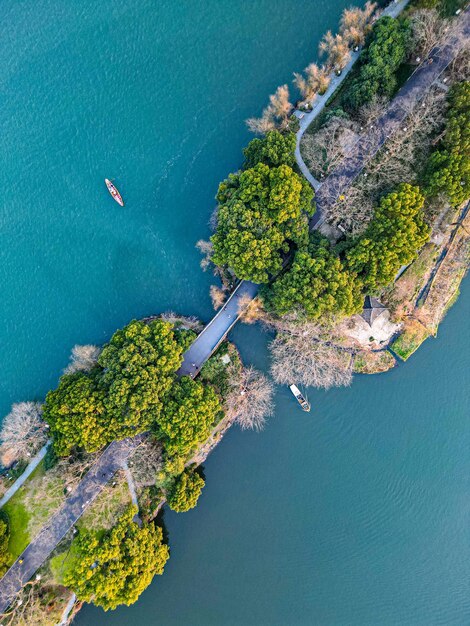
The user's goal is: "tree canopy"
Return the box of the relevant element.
[424,81,470,206]
[346,184,430,291]
[64,506,169,610]
[242,130,296,169]
[211,163,314,283]
[167,468,205,513]
[44,319,183,455]
[0,517,11,576]
[155,376,221,457]
[262,234,363,319]
[347,16,411,109]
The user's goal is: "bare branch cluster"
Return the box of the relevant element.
[319,31,351,72]
[210,285,227,310]
[340,1,376,47]
[294,63,331,102]
[246,85,293,134]
[160,311,203,332]
[269,323,353,390]
[410,9,449,60]
[64,344,101,375]
[301,115,359,178]
[0,402,47,467]
[129,437,163,489]
[195,239,214,271]
[225,366,274,431]
[237,293,266,324]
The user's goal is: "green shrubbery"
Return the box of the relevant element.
[211,161,313,283]
[64,506,169,610]
[424,81,470,206]
[167,468,205,513]
[262,233,363,319]
[347,16,411,110]
[346,184,430,292]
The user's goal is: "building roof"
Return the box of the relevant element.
[360,296,387,326]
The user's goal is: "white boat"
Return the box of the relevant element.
[289,384,311,412]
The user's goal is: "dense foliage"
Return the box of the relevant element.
[167,468,205,513]
[346,184,430,291]
[242,130,296,169]
[44,320,183,455]
[424,81,470,206]
[64,506,169,610]
[155,376,221,456]
[0,517,11,576]
[262,234,363,319]
[347,16,411,109]
[211,163,313,282]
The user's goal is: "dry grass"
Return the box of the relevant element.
[353,350,396,374]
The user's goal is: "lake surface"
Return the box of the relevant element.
[1,1,469,624]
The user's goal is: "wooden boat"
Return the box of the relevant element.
[105,178,124,206]
[289,384,311,412]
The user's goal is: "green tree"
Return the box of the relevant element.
[262,235,363,319]
[211,163,314,282]
[43,371,108,455]
[167,469,205,513]
[155,377,221,457]
[424,81,470,206]
[242,130,296,169]
[64,506,169,611]
[0,517,11,576]
[348,16,411,109]
[346,184,430,291]
[44,319,184,455]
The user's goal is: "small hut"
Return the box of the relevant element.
[360,296,387,327]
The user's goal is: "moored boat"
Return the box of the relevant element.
[105,178,124,206]
[289,384,311,412]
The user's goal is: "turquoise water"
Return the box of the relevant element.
[2,1,469,624]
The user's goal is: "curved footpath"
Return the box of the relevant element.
[294,0,410,191]
[0,4,468,615]
[311,7,470,226]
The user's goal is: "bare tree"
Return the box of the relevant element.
[246,106,276,134]
[225,366,274,431]
[269,84,293,124]
[64,344,101,375]
[210,285,227,310]
[301,116,359,178]
[269,324,353,389]
[160,311,203,332]
[449,41,470,82]
[340,2,376,47]
[195,239,214,271]
[237,293,265,324]
[294,63,331,102]
[129,436,163,489]
[319,31,351,72]
[0,402,47,467]
[0,579,71,626]
[410,9,448,60]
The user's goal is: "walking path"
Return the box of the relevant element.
[0,435,144,614]
[294,0,410,190]
[311,8,470,226]
[0,442,51,510]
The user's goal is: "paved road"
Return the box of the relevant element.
[311,8,470,226]
[0,435,144,614]
[177,280,259,377]
[0,442,51,510]
[294,0,410,191]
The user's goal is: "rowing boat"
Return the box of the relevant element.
[289,384,311,412]
[105,178,124,206]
